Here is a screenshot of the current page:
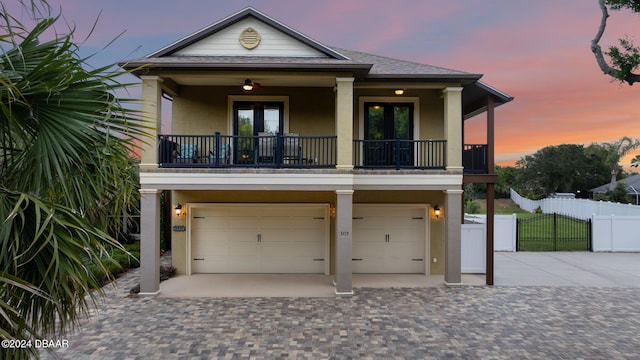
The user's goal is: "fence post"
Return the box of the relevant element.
[515,217,520,251]
[587,219,593,252]
[553,213,557,251]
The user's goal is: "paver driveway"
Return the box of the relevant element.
[39,253,640,359]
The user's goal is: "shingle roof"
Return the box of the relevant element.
[333,48,478,79]
[591,174,640,194]
[119,6,513,114]
[121,7,480,82]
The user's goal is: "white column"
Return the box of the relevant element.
[443,87,464,171]
[444,189,464,285]
[139,188,161,295]
[335,77,354,170]
[335,189,354,296]
[140,76,162,169]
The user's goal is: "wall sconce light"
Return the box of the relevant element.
[243,78,254,91]
[329,206,336,218]
[394,89,405,95]
[175,204,183,217]
[433,205,441,219]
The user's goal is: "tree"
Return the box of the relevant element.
[514,144,609,199]
[585,137,640,189]
[591,0,640,85]
[0,3,147,359]
[495,165,517,198]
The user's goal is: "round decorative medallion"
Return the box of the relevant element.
[239,27,261,50]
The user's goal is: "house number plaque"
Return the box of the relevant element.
[173,225,186,232]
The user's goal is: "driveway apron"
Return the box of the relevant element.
[40,252,640,359]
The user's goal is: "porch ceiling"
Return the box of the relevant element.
[162,72,338,87]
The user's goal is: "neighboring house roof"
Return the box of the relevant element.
[590,174,640,194]
[120,7,513,116]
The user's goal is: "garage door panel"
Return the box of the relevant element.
[384,259,424,273]
[291,259,325,273]
[353,205,427,274]
[228,217,258,230]
[260,219,291,230]
[228,259,261,273]
[192,259,228,273]
[191,204,327,274]
[261,243,292,258]
[352,259,378,273]
[290,218,325,230]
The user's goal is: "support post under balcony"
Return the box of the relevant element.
[141,76,162,170]
[443,87,463,171]
[336,77,354,170]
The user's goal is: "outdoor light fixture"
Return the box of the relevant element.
[243,79,254,91]
[394,89,405,95]
[175,204,183,217]
[433,205,441,219]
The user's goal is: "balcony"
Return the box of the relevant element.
[353,139,446,170]
[157,134,487,173]
[159,133,336,168]
[463,144,489,174]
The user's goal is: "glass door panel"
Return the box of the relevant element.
[364,103,413,167]
[233,102,284,165]
[263,105,280,135]
[235,105,255,164]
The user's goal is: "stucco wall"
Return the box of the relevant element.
[172,86,335,136]
[171,189,446,276]
[171,86,445,140]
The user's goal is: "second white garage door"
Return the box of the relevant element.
[352,205,427,274]
[189,204,329,274]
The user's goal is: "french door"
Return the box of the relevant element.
[233,102,284,164]
[364,102,413,167]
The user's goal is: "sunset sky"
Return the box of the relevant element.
[6,0,640,168]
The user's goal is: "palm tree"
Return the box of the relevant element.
[603,137,640,189]
[0,4,147,359]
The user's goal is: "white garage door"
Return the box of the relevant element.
[190,204,328,274]
[352,205,427,273]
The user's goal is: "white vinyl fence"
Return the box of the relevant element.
[510,188,640,252]
[592,215,640,252]
[510,188,640,220]
[462,213,639,270]
[461,215,517,274]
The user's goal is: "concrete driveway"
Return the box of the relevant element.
[39,252,640,359]
[495,252,640,287]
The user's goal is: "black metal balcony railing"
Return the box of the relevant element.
[157,134,486,172]
[463,144,489,174]
[158,133,336,168]
[353,139,447,170]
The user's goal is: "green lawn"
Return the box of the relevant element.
[473,199,530,214]
[516,213,591,251]
[471,200,591,251]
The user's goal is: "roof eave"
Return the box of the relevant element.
[120,61,373,77]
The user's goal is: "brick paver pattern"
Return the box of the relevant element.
[41,259,640,359]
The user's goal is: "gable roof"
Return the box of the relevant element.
[148,7,348,60]
[120,7,513,114]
